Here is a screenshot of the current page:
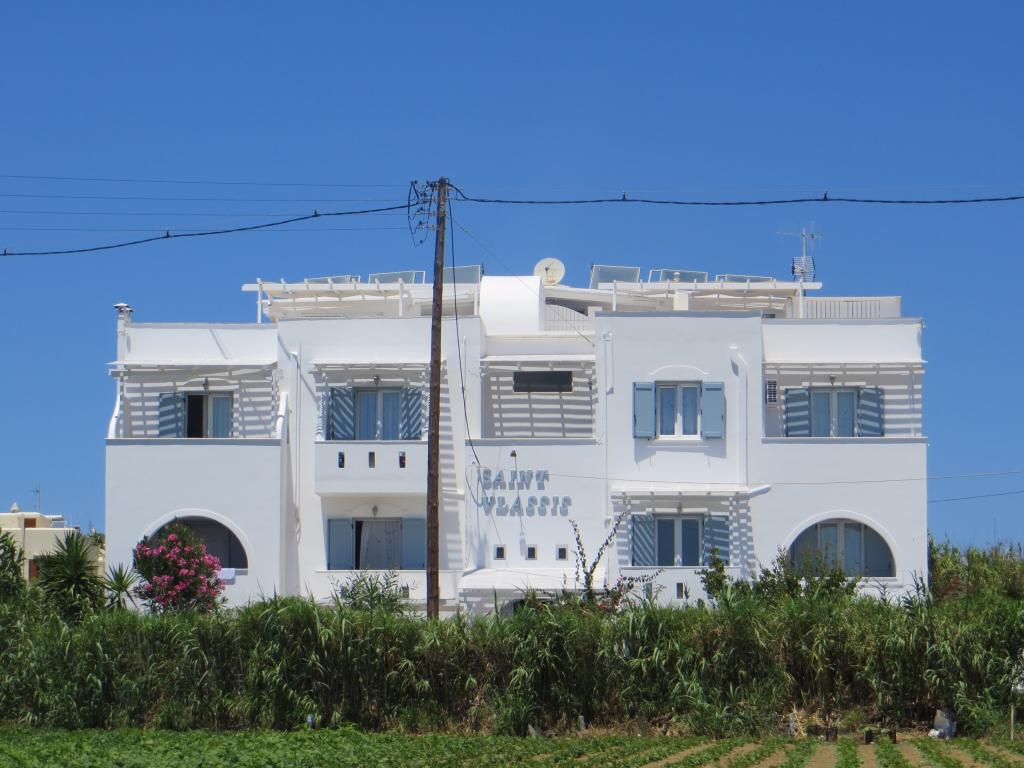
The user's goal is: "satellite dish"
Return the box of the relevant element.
[533,258,566,286]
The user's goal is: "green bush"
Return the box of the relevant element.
[35,531,103,621]
[1,539,1023,735]
[0,531,25,602]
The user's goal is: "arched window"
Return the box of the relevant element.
[157,517,248,569]
[789,519,893,577]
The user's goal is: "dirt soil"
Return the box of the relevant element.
[857,744,880,768]
[805,743,837,768]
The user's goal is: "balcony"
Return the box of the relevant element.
[802,296,901,320]
[314,440,427,496]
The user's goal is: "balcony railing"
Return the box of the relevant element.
[314,440,427,496]
[543,303,594,333]
[801,297,901,319]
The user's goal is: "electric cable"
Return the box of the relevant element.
[447,195,483,467]
[0,173,405,188]
[1,202,414,256]
[452,189,1024,206]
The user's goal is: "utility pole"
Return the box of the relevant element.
[426,177,448,619]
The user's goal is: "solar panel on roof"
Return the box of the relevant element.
[589,265,641,289]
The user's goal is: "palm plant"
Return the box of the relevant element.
[104,563,138,610]
[36,530,104,620]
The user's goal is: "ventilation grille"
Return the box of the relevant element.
[765,380,778,404]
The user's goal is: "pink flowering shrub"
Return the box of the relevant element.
[133,523,224,612]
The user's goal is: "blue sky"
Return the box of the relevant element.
[1,3,1022,544]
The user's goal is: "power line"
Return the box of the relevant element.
[447,195,482,468]
[0,226,405,233]
[0,173,405,188]
[0,192,406,203]
[0,209,406,217]
[1,202,413,257]
[929,489,1024,505]
[468,464,1024,489]
[453,190,1024,206]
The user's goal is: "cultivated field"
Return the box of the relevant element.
[1,730,1023,768]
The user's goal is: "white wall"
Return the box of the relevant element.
[105,440,282,604]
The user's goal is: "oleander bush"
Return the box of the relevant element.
[133,523,224,612]
[0,541,1021,735]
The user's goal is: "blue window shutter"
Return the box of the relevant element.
[702,515,730,566]
[211,394,233,438]
[632,515,656,566]
[400,518,426,570]
[327,518,354,570]
[329,387,355,441]
[632,382,656,439]
[158,393,185,437]
[784,388,811,437]
[856,386,884,437]
[400,386,423,440]
[700,381,725,439]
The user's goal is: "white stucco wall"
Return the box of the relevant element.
[105,440,282,604]
[105,280,928,609]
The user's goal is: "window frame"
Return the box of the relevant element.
[653,514,704,567]
[354,388,402,441]
[352,517,402,571]
[655,382,701,438]
[790,520,894,578]
[809,387,859,438]
[512,370,574,394]
[183,391,234,438]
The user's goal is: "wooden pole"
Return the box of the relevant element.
[426,177,447,620]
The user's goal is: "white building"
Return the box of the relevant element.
[105,263,927,609]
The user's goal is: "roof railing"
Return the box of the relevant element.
[714,273,775,283]
[589,264,641,289]
[305,274,360,285]
[647,268,708,283]
[367,270,426,284]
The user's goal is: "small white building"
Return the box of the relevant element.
[2,503,104,580]
[104,262,926,609]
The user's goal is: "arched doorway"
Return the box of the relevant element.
[156,516,249,569]
[789,518,894,577]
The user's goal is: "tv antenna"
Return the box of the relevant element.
[32,484,42,513]
[779,226,821,282]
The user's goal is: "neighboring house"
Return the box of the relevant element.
[2,503,105,579]
[104,263,926,609]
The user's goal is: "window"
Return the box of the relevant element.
[789,519,894,577]
[329,386,422,441]
[326,517,425,570]
[356,389,401,440]
[556,546,568,561]
[512,370,573,393]
[156,517,248,569]
[656,384,700,437]
[159,392,233,438]
[810,388,857,437]
[494,545,506,560]
[654,516,702,567]
[526,545,537,560]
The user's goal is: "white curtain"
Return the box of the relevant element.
[359,519,401,569]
